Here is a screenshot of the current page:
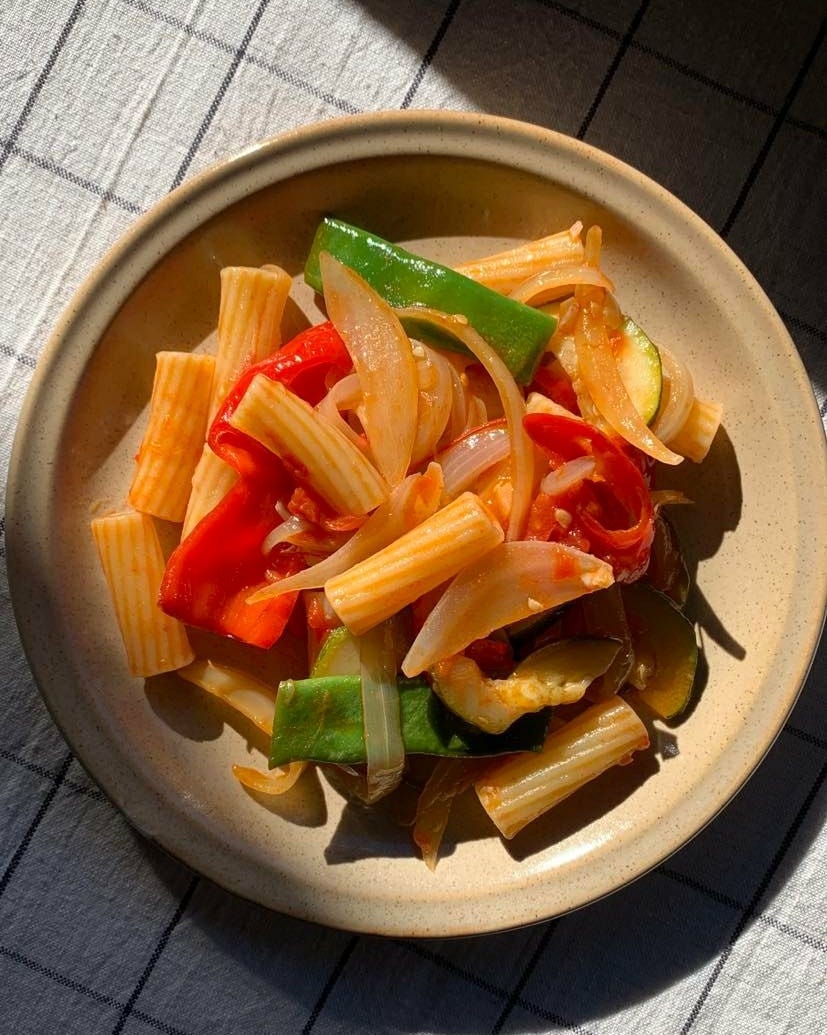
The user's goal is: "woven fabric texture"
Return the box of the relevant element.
[1,2,824,1033]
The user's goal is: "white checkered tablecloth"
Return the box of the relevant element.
[1,2,825,1033]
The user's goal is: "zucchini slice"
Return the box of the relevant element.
[622,583,698,720]
[431,637,620,734]
[617,317,663,425]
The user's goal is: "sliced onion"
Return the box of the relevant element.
[247,464,444,603]
[402,541,614,675]
[652,345,695,444]
[410,346,454,465]
[510,263,615,306]
[394,307,533,541]
[575,298,682,465]
[463,394,488,432]
[650,489,692,508]
[359,621,405,802]
[321,253,418,486]
[436,421,510,497]
[178,659,276,734]
[540,455,596,496]
[233,762,306,795]
[316,373,366,450]
[261,514,313,554]
[446,359,469,439]
[413,758,481,870]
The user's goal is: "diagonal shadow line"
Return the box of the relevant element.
[170,0,271,190]
[720,15,827,238]
[300,935,359,1035]
[110,875,200,1034]
[679,756,827,1033]
[0,943,194,1035]
[0,751,73,900]
[401,0,463,109]
[0,0,87,175]
[490,920,559,1034]
[577,0,651,140]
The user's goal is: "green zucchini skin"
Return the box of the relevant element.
[622,583,698,721]
[618,317,663,425]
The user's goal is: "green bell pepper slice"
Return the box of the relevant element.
[270,675,548,766]
[304,218,556,385]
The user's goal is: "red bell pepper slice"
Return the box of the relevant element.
[159,322,352,648]
[524,413,654,582]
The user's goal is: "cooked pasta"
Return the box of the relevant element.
[128,351,215,522]
[92,511,193,676]
[96,214,720,868]
[325,491,504,635]
[229,373,388,515]
[475,697,650,838]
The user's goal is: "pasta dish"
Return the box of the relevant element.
[92,218,721,867]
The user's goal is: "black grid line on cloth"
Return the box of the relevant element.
[784,724,827,752]
[400,0,463,109]
[397,939,511,999]
[490,920,559,1034]
[532,0,622,40]
[680,755,827,1034]
[779,309,827,346]
[786,114,827,141]
[300,934,359,1035]
[129,1007,193,1035]
[0,136,143,214]
[576,0,651,140]
[0,945,194,1035]
[170,0,271,191]
[659,866,743,911]
[0,343,37,369]
[720,15,827,238]
[0,944,122,1009]
[109,874,200,1035]
[0,750,73,900]
[114,0,826,149]
[241,53,360,117]
[757,912,826,953]
[518,999,600,1034]
[393,856,825,1021]
[0,0,86,175]
[534,0,826,140]
[118,0,361,118]
[0,747,108,803]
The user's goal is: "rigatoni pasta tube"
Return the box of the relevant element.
[475,697,649,839]
[453,225,584,295]
[211,264,292,414]
[325,492,503,636]
[92,511,193,677]
[181,444,238,537]
[668,399,723,462]
[229,374,388,516]
[128,351,215,522]
[183,264,291,535]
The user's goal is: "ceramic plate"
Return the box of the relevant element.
[7,112,827,936]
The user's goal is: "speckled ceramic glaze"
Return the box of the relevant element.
[7,113,827,936]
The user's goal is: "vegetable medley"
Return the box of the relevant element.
[92,217,721,868]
